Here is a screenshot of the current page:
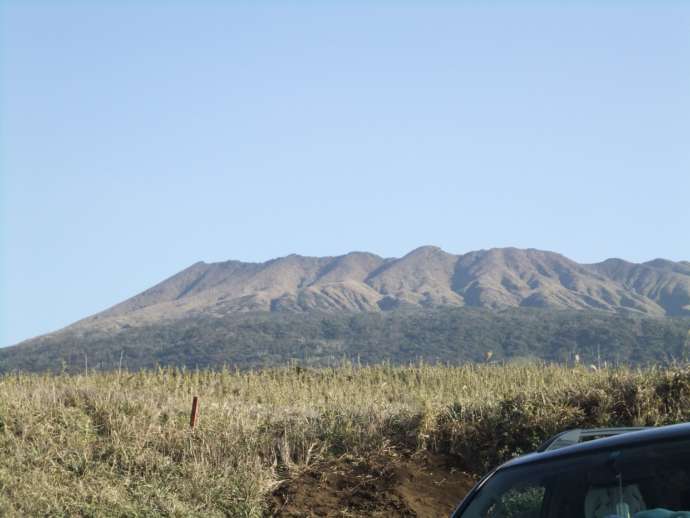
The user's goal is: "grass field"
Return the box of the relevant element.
[1,362,690,516]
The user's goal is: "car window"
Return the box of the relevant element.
[458,437,690,518]
[486,484,545,518]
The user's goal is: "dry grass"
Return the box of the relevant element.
[1,362,690,516]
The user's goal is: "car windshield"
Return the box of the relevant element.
[459,437,690,518]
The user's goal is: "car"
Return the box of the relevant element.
[452,422,690,518]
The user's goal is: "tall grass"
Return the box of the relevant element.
[1,363,689,516]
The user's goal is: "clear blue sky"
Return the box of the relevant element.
[1,2,689,347]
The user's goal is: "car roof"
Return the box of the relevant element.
[537,426,650,451]
[498,422,690,471]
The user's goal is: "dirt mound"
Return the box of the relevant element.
[269,451,476,517]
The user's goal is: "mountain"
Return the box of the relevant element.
[2,246,690,372]
[76,246,690,330]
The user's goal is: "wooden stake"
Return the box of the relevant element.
[190,396,200,429]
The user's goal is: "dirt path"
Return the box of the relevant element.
[269,451,476,517]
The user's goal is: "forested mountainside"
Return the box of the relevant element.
[6,247,689,373]
[3,307,689,373]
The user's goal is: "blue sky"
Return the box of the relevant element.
[1,2,689,346]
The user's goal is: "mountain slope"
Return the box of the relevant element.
[587,258,690,316]
[3,308,689,373]
[4,246,690,372]
[62,246,690,338]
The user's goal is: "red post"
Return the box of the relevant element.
[190,396,199,429]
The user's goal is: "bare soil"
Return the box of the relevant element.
[269,451,477,517]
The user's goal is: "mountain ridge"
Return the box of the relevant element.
[44,246,690,344]
[4,246,690,373]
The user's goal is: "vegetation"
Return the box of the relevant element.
[2,362,690,516]
[2,308,690,373]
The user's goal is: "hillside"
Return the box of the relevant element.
[66,247,690,329]
[3,246,690,373]
[2,308,690,373]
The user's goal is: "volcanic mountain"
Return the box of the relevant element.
[4,246,690,372]
[64,246,690,333]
